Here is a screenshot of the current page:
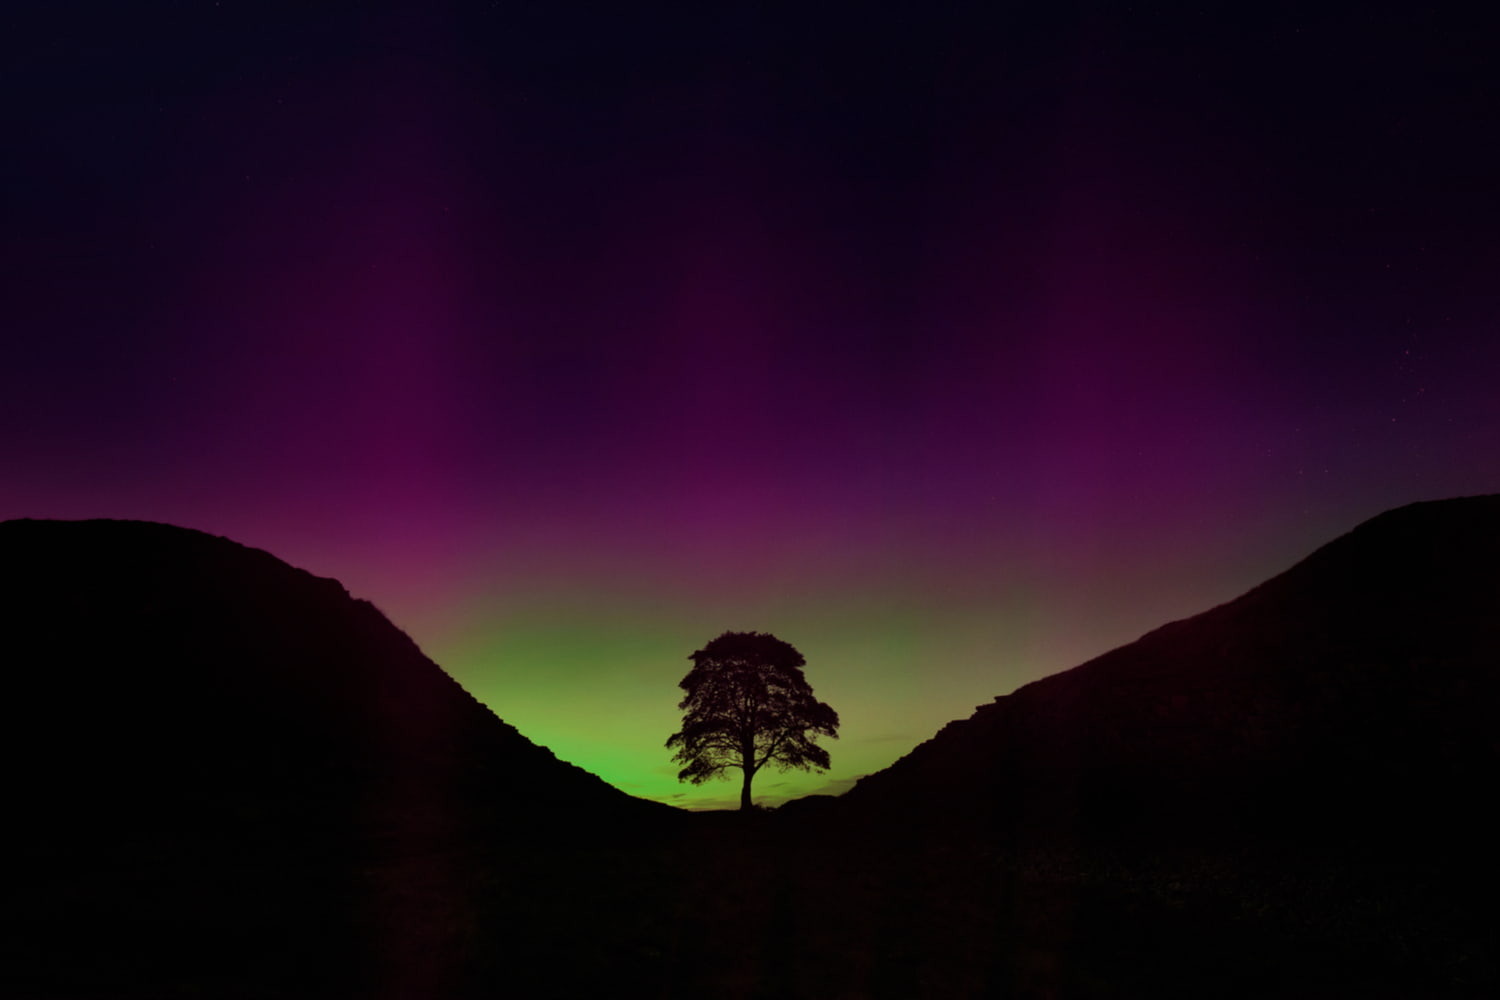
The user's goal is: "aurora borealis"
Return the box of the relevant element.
[6,2,1499,809]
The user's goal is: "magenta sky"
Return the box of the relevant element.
[6,2,1499,807]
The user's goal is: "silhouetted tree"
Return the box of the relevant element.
[666,631,840,811]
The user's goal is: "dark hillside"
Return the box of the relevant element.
[844,495,1500,849]
[826,496,1500,993]
[0,518,677,996]
[5,504,1497,996]
[2,518,667,841]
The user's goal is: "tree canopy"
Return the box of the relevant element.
[666,631,840,810]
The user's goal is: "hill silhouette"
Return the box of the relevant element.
[2,518,663,834]
[821,495,1500,994]
[842,495,1500,851]
[4,504,1497,996]
[1,518,676,996]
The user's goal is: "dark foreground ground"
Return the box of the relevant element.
[5,807,1492,999]
[6,509,1494,996]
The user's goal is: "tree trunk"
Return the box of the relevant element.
[740,766,753,811]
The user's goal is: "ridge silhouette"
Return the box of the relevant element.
[841,495,1500,855]
[3,501,1495,996]
[2,518,667,837]
[1,517,676,997]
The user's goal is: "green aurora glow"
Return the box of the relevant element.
[414,552,1280,810]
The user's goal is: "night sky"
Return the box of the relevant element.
[6,2,1498,809]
